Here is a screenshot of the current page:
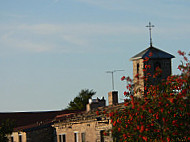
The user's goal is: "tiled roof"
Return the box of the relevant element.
[54,103,125,123]
[0,110,78,131]
[130,46,175,61]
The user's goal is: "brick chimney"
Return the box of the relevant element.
[108,91,118,105]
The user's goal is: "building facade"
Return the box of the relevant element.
[53,91,121,142]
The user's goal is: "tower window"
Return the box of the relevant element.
[137,63,139,74]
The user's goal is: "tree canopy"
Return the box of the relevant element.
[0,119,14,142]
[67,89,96,111]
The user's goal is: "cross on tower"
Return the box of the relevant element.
[146,22,155,47]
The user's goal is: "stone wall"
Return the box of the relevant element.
[133,58,172,97]
[55,118,112,142]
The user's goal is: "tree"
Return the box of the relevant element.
[0,119,14,142]
[110,50,190,141]
[67,89,96,111]
[97,50,190,141]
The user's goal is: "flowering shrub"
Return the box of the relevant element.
[110,51,190,141]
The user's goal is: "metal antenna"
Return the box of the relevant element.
[146,22,155,47]
[106,70,124,90]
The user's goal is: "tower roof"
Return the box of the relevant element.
[130,46,175,61]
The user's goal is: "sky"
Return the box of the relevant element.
[0,0,189,112]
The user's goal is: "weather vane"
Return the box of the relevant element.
[146,22,155,47]
[106,70,124,90]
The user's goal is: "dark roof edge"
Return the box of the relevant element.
[130,46,175,61]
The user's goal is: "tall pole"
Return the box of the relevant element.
[106,70,124,90]
[112,72,114,90]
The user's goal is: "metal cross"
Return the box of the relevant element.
[146,22,155,47]
[106,70,124,90]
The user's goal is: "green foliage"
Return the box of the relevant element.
[0,119,14,142]
[67,89,96,110]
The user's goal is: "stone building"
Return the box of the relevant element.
[130,46,175,97]
[0,110,77,142]
[53,91,122,142]
[1,91,121,142]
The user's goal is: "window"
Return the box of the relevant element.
[11,136,14,142]
[100,130,104,142]
[74,132,78,142]
[59,134,66,142]
[19,134,22,142]
[81,133,85,142]
[137,63,139,74]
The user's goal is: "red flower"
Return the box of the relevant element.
[140,125,145,133]
[141,115,144,119]
[124,91,129,96]
[184,56,188,61]
[113,121,116,126]
[121,76,125,81]
[144,86,147,90]
[172,120,177,126]
[160,108,164,113]
[162,117,166,123]
[135,73,139,79]
[128,84,132,88]
[149,109,153,113]
[178,50,185,56]
[103,132,107,136]
[143,57,149,62]
[137,125,140,130]
[118,127,121,132]
[168,98,174,103]
[156,114,159,119]
[182,89,187,94]
[149,52,153,57]
[142,136,147,141]
[96,111,99,115]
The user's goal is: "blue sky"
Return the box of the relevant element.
[0,0,189,112]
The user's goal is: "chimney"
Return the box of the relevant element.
[108,91,118,105]
[86,97,106,112]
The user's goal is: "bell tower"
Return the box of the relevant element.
[130,47,175,97]
[130,23,175,97]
